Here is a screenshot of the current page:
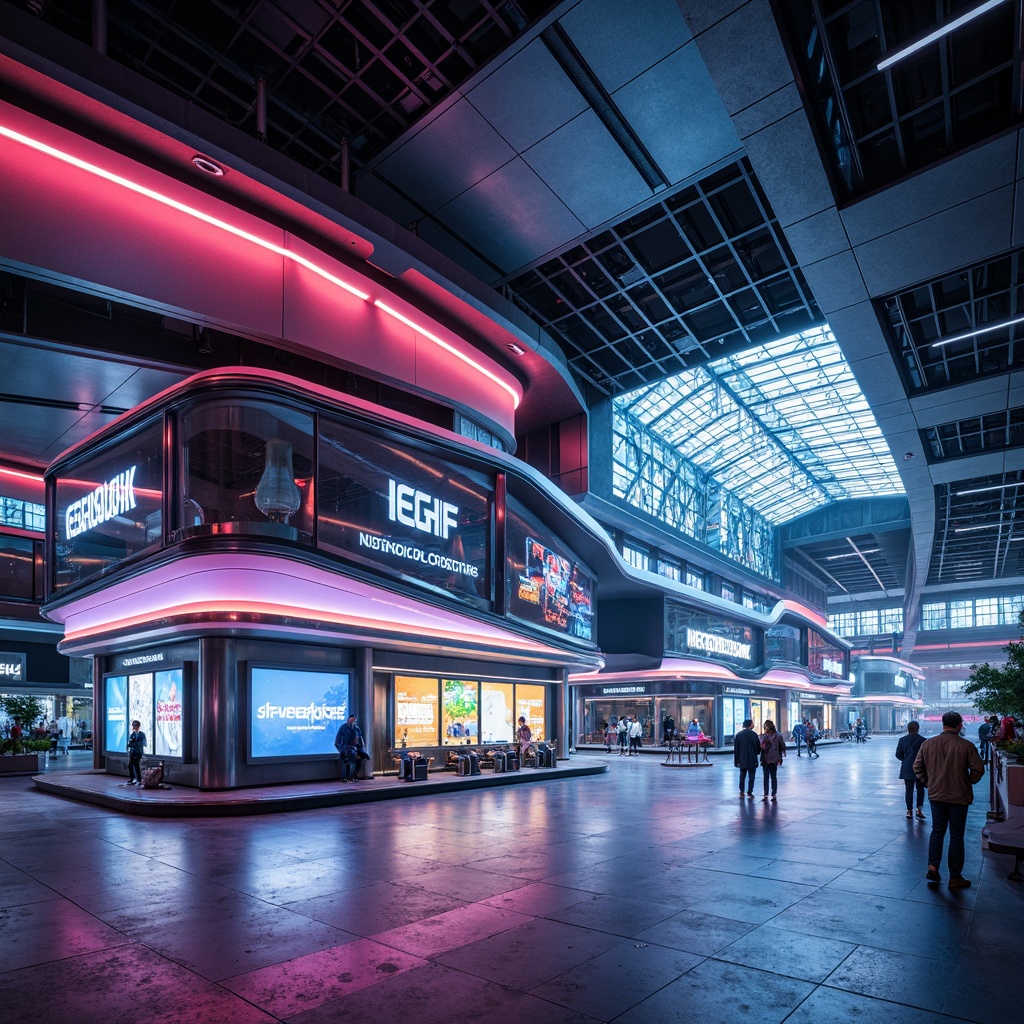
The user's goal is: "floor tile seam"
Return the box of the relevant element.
[814,975,985,1021]
[0,932,143,981]
[525,948,712,1009]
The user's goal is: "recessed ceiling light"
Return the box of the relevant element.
[191,154,225,176]
[877,0,1008,72]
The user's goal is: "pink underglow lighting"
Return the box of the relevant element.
[0,466,44,484]
[375,300,522,410]
[571,658,851,695]
[0,121,524,415]
[0,123,370,303]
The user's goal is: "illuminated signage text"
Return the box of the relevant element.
[388,478,458,539]
[823,657,844,675]
[65,466,137,540]
[687,628,752,661]
[358,533,479,578]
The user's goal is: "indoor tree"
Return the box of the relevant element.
[0,694,46,754]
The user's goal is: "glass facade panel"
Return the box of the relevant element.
[179,399,314,540]
[53,418,164,592]
[0,496,45,532]
[666,602,757,669]
[0,535,37,601]
[659,557,681,581]
[318,415,492,609]
[622,541,650,571]
[949,600,974,629]
[922,602,948,629]
[765,624,801,665]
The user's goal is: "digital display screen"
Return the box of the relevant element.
[507,501,594,640]
[442,678,478,745]
[808,631,846,678]
[128,673,154,753]
[105,675,128,754]
[249,667,350,760]
[516,683,545,742]
[395,675,439,748]
[317,417,492,608]
[154,668,183,758]
[481,681,513,743]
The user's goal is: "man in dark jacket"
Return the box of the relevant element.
[895,720,926,820]
[913,711,985,889]
[334,714,364,783]
[733,719,760,798]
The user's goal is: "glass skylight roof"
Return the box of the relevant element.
[615,326,905,524]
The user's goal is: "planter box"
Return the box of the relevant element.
[0,753,45,775]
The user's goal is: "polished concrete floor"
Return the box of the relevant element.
[1,741,1019,1024]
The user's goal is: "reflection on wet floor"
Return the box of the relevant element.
[0,740,1018,1024]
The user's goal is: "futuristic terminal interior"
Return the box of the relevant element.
[0,2,1022,1023]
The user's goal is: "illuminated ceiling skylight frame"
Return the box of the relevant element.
[615,326,905,525]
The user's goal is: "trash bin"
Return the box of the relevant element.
[493,750,509,773]
[536,745,555,768]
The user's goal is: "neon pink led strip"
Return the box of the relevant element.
[0,123,521,410]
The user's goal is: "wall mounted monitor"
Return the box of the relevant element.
[249,666,350,761]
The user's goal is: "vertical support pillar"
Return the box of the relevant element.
[355,647,373,777]
[557,669,569,759]
[92,656,103,770]
[198,637,237,790]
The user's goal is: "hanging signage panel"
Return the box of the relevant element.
[506,499,595,641]
[249,667,350,760]
[317,417,492,609]
[53,419,164,592]
[666,603,756,669]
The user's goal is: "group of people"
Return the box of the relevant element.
[791,719,820,758]
[729,710,988,889]
[602,716,645,755]
[732,719,786,801]
[896,712,985,889]
[977,714,1016,759]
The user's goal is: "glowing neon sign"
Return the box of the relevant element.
[65,466,137,540]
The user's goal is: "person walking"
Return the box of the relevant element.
[759,720,785,802]
[334,713,364,784]
[603,720,614,753]
[913,711,985,889]
[805,720,820,758]
[126,719,147,785]
[628,716,642,755]
[792,719,806,757]
[895,720,926,820]
[733,719,760,798]
[617,717,628,756]
[662,714,675,746]
[977,717,992,761]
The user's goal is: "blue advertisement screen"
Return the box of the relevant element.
[105,675,128,753]
[250,667,350,759]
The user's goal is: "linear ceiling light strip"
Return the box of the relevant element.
[877,0,1009,71]
[0,123,521,411]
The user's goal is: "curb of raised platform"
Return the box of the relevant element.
[30,757,610,817]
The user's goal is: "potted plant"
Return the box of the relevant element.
[0,694,48,774]
[1000,738,1024,765]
